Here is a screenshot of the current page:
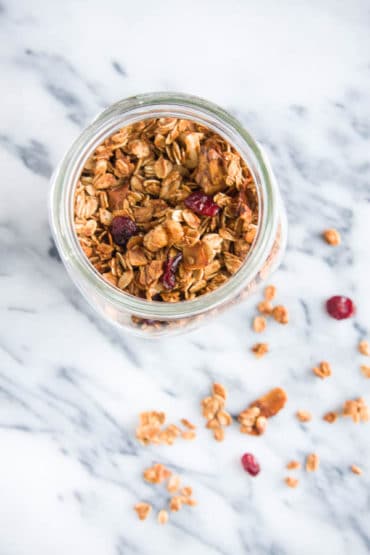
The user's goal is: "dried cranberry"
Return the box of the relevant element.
[184,192,220,217]
[326,296,355,320]
[110,216,137,246]
[162,253,182,290]
[241,453,260,476]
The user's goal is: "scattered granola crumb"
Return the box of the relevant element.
[306,453,320,472]
[323,411,338,423]
[181,430,196,440]
[285,477,299,488]
[296,410,312,422]
[312,361,332,379]
[181,486,192,497]
[136,411,195,445]
[134,502,152,521]
[287,460,301,470]
[251,342,269,358]
[201,383,232,440]
[167,475,181,493]
[272,305,289,324]
[361,365,370,378]
[157,509,169,525]
[180,418,196,430]
[359,340,370,356]
[257,300,273,315]
[264,285,277,301]
[143,463,172,484]
[322,228,341,246]
[253,316,267,333]
[351,465,362,475]
[342,398,370,423]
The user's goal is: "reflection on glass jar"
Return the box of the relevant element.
[49,93,287,337]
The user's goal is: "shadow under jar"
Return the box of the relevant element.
[49,93,287,337]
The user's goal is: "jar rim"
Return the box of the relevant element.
[49,92,280,319]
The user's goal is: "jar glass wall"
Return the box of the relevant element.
[49,93,287,336]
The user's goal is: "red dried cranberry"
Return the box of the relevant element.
[241,453,260,476]
[110,216,137,246]
[162,253,182,290]
[184,192,220,217]
[326,296,355,320]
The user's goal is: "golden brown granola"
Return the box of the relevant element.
[253,316,267,333]
[296,410,312,422]
[73,118,259,301]
[167,475,181,493]
[351,465,362,475]
[306,453,320,472]
[272,305,289,324]
[201,383,232,441]
[264,285,277,301]
[238,387,287,435]
[322,228,341,246]
[251,342,269,358]
[134,502,152,521]
[359,340,370,356]
[143,463,172,484]
[312,361,332,379]
[323,411,338,423]
[286,460,301,470]
[361,365,370,378]
[257,300,273,315]
[342,398,370,423]
[157,509,169,525]
[285,477,299,488]
[136,411,196,445]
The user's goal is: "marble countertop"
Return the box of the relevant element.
[1,1,370,553]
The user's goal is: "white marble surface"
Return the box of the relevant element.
[1,1,370,553]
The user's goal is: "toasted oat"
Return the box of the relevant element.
[136,411,194,445]
[257,300,273,315]
[134,502,152,521]
[358,340,370,356]
[169,496,183,512]
[361,365,370,378]
[180,418,196,430]
[312,361,332,379]
[323,228,341,246]
[285,477,299,488]
[74,118,259,302]
[167,475,181,493]
[181,486,192,497]
[296,410,312,422]
[143,463,172,484]
[351,465,362,475]
[306,453,320,472]
[323,411,338,423]
[272,305,289,324]
[157,509,169,525]
[238,406,267,436]
[264,285,277,301]
[181,430,196,440]
[287,460,301,470]
[201,383,231,440]
[251,342,269,358]
[253,316,267,333]
[342,398,369,423]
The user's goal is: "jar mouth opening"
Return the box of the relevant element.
[50,92,279,319]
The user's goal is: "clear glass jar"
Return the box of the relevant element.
[49,92,287,337]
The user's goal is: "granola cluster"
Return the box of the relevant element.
[74,118,259,301]
[238,387,287,435]
[136,411,196,445]
[201,383,232,441]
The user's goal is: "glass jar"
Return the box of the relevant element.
[49,92,287,337]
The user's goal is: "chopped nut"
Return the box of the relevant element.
[323,228,341,246]
[351,465,362,475]
[296,410,312,422]
[157,509,169,525]
[361,365,370,378]
[253,316,267,333]
[257,300,273,315]
[287,460,301,470]
[323,411,338,423]
[312,361,332,379]
[342,398,369,423]
[251,342,269,358]
[134,502,152,521]
[264,285,277,301]
[167,475,181,493]
[272,305,289,324]
[285,477,299,488]
[306,453,320,472]
[359,340,370,356]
